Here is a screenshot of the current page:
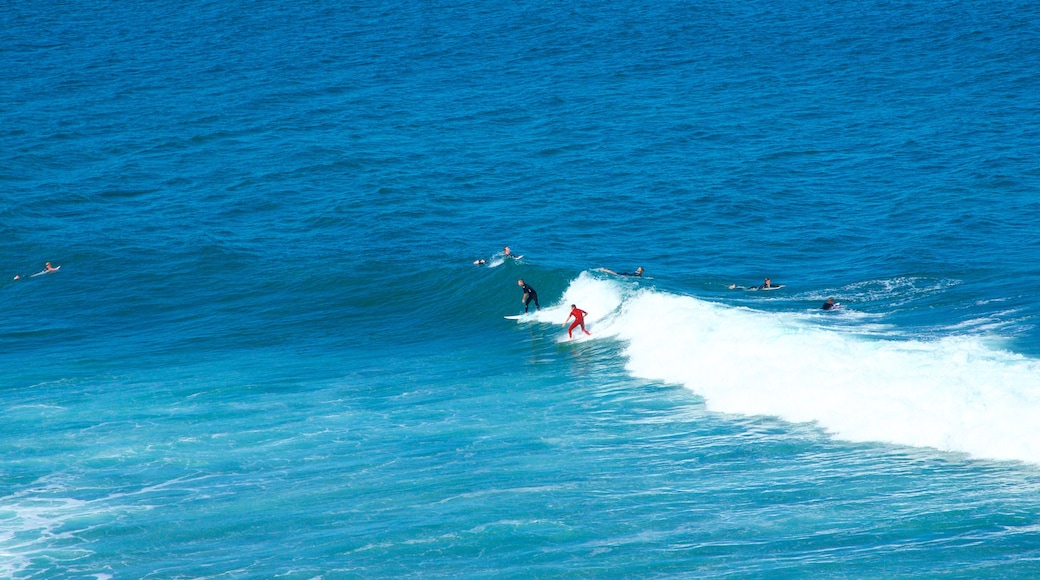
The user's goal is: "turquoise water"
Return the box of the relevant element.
[3,0,1040,577]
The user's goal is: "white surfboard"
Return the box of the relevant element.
[30,266,60,277]
[504,314,530,320]
[730,283,784,291]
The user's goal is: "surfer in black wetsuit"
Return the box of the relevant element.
[600,266,644,277]
[729,277,781,290]
[822,298,838,310]
[518,279,539,312]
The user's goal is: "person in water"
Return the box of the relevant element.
[503,246,523,260]
[821,298,839,310]
[564,304,591,339]
[16,262,60,279]
[600,266,644,277]
[729,277,780,290]
[518,279,539,312]
[475,247,521,265]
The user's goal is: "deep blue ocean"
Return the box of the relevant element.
[3,0,1040,577]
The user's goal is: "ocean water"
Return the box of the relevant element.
[3,0,1040,577]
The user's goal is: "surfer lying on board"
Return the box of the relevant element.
[473,247,523,265]
[564,305,591,339]
[729,277,782,290]
[600,266,644,277]
[518,279,539,312]
[15,262,60,280]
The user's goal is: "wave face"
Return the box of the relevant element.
[554,273,1040,464]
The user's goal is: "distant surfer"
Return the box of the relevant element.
[600,266,644,277]
[474,247,522,266]
[821,298,840,310]
[518,279,539,312]
[19,262,61,279]
[503,246,523,260]
[729,277,781,290]
[563,304,591,339]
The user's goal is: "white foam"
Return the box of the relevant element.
[0,473,201,577]
[525,271,626,335]
[560,276,1040,464]
[0,484,94,577]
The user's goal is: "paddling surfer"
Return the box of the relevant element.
[600,266,644,277]
[503,246,523,260]
[729,277,780,290]
[16,262,60,279]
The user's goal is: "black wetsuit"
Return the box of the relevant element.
[521,283,539,312]
[822,302,836,310]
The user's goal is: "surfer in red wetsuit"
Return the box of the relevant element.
[564,304,591,339]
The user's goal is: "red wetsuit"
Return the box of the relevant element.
[567,307,590,338]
